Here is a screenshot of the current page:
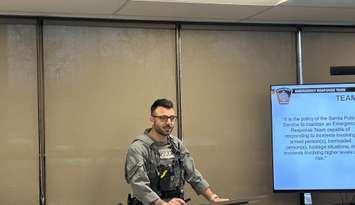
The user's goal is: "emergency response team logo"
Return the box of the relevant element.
[276,88,292,104]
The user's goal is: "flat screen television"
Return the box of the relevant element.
[270,83,355,191]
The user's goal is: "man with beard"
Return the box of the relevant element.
[125,99,228,205]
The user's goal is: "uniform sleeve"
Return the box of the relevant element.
[125,144,160,205]
[181,144,210,194]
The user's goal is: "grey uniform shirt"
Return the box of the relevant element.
[125,129,209,205]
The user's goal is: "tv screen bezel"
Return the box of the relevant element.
[270,82,355,192]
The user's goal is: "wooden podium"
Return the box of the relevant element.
[201,195,268,205]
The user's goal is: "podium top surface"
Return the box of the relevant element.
[200,195,268,205]
[201,199,249,205]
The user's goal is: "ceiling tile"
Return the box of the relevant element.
[283,0,355,8]
[1,0,355,25]
[116,1,270,21]
[247,6,355,24]
[0,0,127,15]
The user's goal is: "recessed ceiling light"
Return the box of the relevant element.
[276,0,288,6]
[134,0,289,6]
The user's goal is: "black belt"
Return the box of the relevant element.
[160,189,184,199]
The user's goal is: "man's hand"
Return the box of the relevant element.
[152,198,186,205]
[201,187,229,204]
[167,197,186,205]
[210,195,229,204]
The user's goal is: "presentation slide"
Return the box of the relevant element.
[271,83,355,190]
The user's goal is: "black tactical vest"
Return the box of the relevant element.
[142,136,185,199]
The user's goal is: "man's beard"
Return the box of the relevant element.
[155,124,173,136]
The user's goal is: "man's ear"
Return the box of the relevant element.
[150,115,154,123]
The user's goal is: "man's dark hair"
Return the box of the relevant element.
[150,98,174,115]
